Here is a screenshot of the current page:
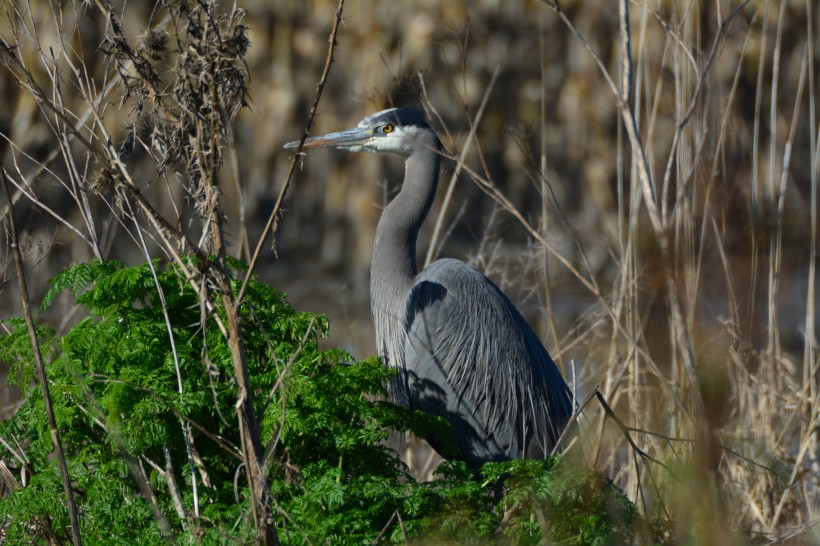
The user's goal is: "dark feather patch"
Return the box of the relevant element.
[404,280,447,329]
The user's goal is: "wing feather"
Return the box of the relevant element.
[401,258,573,466]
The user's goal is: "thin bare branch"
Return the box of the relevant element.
[238,0,346,305]
[1,165,82,546]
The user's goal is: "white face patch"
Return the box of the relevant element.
[367,126,410,153]
[338,125,418,155]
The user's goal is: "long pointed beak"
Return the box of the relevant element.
[283,127,369,151]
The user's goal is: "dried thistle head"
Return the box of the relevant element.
[103,2,250,223]
[141,28,168,61]
[227,23,250,57]
[90,165,124,193]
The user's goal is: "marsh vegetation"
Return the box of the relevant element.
[0,0,817,543]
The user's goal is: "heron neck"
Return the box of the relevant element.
[371,139,441,305]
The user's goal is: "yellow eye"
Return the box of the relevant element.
[382,124,394,133]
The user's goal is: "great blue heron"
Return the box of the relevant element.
[285,107,573,468]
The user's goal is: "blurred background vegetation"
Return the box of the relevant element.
[1,0,814,354]
[1,0,819,542]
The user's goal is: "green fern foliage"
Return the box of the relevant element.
[0,260,663,544]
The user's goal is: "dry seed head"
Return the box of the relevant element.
[90,165,124,193]
[228,23,250,57]
[141,28,169,61]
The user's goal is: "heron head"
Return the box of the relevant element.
[284,107,435,156]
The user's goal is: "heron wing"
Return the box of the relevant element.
[401,258,573,466]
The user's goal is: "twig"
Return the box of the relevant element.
[660,0,752,223]
[612,0,706,431]
[92,0,178,124]
[261,317,317,476]
[372,510,409,545]
[238,0,346,306]
[0,160,92,245]
[549,386,598,457]
[423,64,500,268]
[0,165,83,546]
[540,1,620,101]
[123,450,175,541]
[129,198,200,518]
[593,390,674,474]
[768,45,810,533]
[162,444,189,525]
[91,376,242,461]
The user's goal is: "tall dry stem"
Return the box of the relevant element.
[0,166,82,545]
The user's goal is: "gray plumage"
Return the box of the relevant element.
[285,107,573,468]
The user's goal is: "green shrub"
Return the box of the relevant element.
[0,260,663,544]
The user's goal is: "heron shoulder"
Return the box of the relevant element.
[412,258,517,312]
[415,258,485,289]
[405,257,526,347]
